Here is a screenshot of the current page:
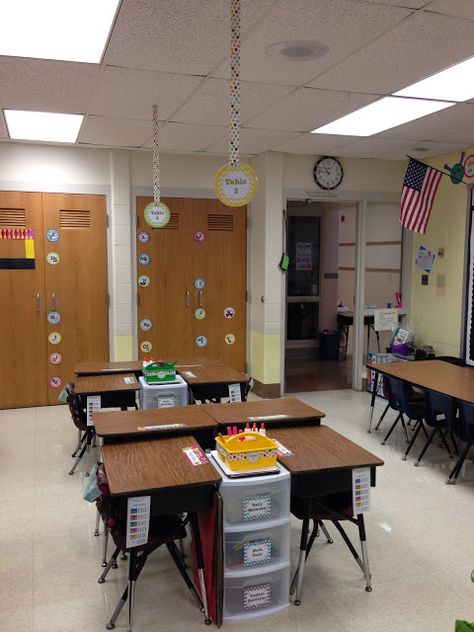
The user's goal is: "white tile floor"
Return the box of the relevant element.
[1,390,473,632]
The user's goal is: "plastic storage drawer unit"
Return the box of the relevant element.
[224,518,290,571]
[218,466,290,528]
[223,561,290,621]
[138,374,189,409]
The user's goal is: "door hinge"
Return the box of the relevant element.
[137,291,140,307]
[107,293,110,307]
[106,214,109,228]
[245,290,249,302]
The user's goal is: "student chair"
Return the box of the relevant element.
[447,400,474,484]
[95,464,205,632]
[413,390,455,467]
[290,491,372,605]
[65,382,95,476]
[379,376,426,454]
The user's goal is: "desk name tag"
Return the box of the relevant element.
[137,423,187,431]
[247,414,289,422]
[183,371,197,378]
[352,467,370,514]
[183,444,208,466]
[272,439,294,457]
[243,494,272,521]
[126,495,150,549]
[123,377,136,384]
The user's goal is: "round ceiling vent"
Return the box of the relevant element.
[266,40,329,62]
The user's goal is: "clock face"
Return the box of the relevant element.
[313,156,344,190]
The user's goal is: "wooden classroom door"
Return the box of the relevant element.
[0,192,47,408]
[42,193,109,404]
[136,197,247,371]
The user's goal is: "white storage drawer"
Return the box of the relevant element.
[223,562,290,621]
[224,519,289,572]
[138,375,189,409]
[218,466,290,527]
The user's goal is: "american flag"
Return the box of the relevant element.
[399,159,442,234]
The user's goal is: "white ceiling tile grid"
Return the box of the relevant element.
[205,127,300,155]
[78,115,152,148]
[143,122,227,153]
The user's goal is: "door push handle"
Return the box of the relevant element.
[35,293,40,312]
[199,290,204,307]
[185,290,190,307]
[51,293,56,311]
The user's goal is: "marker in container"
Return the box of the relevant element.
[227,425,232,437]
[232,425,238,436]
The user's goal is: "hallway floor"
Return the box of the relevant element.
[285,357,353,392]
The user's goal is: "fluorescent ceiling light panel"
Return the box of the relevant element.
[394,57,474,102]
[0,0,120,63]
[311,96,454,136]
[5,110,83,143]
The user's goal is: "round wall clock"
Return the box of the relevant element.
[313,156,344,190]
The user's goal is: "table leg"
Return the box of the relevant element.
[294,498,312,606]
[189,512,211,625]
[367,368,379,433]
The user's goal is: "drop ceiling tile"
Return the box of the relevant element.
[143,122,227,152]
[273,133,360,155]
[428,0,474,20]
[89,66,203,120]
[246,88,378,132]
[171,79,295,126]
[376,141,467,160]
[378,104,474,141]
[105,0,275,75]
[211,0,411,85]
[79,116,151,148]
[335,137,415,159]
[205,128,299,155]
[433,128,474,146]
[0,58,99,112]
[0,115,8,138]
[366,0,426,6]
[309,11,474,94]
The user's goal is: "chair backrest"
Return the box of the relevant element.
[425,390,457,429]
[65,382,87,431]
[386,375,426,420]
[456,400,474,443]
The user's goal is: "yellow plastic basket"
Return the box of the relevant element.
[215,432,278,471]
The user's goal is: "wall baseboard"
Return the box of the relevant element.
[252,379,281,399]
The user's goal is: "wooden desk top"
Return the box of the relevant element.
[74,373,140,395]
[179,364,248,385]
[369,359,474,403]
[74,361,142,376]
[94,405,217,438]
[202,397,325,425]
[102,435,221,496]
[271,426,384,475]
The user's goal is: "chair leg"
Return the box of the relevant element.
[402,420,424,460]
[94,511,101,537]
[166,541,202,609]
[414,427,438,466]
[438,429,453,457]
[381,412,402,445]
[189,512,211,624]
[72,429,85,457]
[374,403,390,431]
[101,527,110,567]
[69,441,88,475]
[106,548,148,631]
[318,521,333,544]
[98,547,120,583]
[447,443,471,484]
[357,514,372,592]
[293,498,312,606]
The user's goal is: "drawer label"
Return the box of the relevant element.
[242,494,271,521]
[243,539,272,565]
[157,395,176,409]
[243,582,271,610]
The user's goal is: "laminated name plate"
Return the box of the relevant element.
[215,432,278,472]
[142,360,177,384]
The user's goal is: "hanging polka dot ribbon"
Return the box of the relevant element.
[152,104,160,205]
[229,0,241,168]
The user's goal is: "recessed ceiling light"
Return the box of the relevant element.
[394,56,474,102]
[4,110,84,143]
[266,40,329,62]
[311,96,454,136]
[0,0,120,63]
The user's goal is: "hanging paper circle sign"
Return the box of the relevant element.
[214,162,258,207]
[144,201,170,228]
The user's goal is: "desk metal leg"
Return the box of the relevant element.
[189,512,211,625]
[294,498,312,606]
[368,369,379,433]
[357,514,372,592]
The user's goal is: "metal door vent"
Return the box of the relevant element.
[60,209,91,228]
[0,208,26,227]
[208,213,233,231]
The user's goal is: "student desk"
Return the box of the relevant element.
[102,435,221,623]
[74,360,142,377]
[74,373,140,410]
[367,359,474,430]
[93,405,218,448]
[179,362,250,403]
[202,396,325,429]
[271,425,384,604]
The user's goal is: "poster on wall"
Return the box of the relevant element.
[465,206,474,366]
[295,242,313,270]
